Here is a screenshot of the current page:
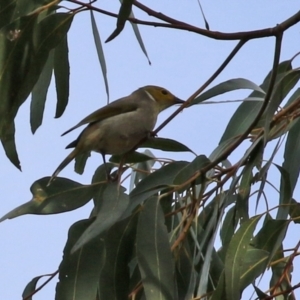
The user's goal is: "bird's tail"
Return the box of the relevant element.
[47,149,78,186]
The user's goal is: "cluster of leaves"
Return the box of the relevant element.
[2,1,300,300]
[0,0,72,169]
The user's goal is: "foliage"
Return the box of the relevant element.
[1,1,300,300]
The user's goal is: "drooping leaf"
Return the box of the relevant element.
[275,164,292,220]
[54,34,70,118]
[56,219,105,300]
[74,151,91,175]
[127,7,151,64]
[239,247,269,290]
[22,274,51,300]
[98,214,138,299]
[30,49,54,133]
[106,0,134,43]
[252,216,288,266]
[0,121,20,169]
[90,10,109,101]
[0,12,73,167]
[71,183,129,253]
[220,206,238,247]
[224,215,261,300]
[282,117,300,194]
[0,177,98,221]
[137,196,175,300]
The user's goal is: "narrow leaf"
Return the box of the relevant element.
[137,196,175,300]
[99,214,138,299]
[224,215,261,300]
[129,161,188,212]
[30,49,54,133]
[0,121,20,170]
[141,137,194,153]
[54,35,70,118]
[127,6,151,64]
[282,117,300,194]
[56,219,105,300]
[22,274,50,300]
[192,78,265,105]
[275,165,292,220]
[90,10,109,101]
[71,183,129,253]
[252,217,288,266]
[106,0,134,43]
[110,150,153,164]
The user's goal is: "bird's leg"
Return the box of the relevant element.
[116,154,127,183]
[149,131,157,138]
[101,153,112,181]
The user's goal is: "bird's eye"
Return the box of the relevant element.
[161,90,168,95]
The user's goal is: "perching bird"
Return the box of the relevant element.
[48,85,184,185]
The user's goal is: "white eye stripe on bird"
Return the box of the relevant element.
[144,90,156,102]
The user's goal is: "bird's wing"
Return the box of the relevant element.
[61,97,139,136]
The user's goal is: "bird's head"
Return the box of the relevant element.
[141,85,184,112]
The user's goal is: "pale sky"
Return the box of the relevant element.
[1,1,300,299]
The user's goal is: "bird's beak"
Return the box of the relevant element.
[175,97,185,104]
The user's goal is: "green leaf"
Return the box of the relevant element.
[18,13,73,120]
[174,154,211,187]
[219,60,292,144]
[0,12,73,166]
[129,161,188,212]
[192,78,265,105]
[224,215,261,300]
[141,137,195,153]
[126,2,151,64]
[137,196,175,300]
[90,10,109,101]
[110,150,153,164]
[106,0,134,43]
[282,117,300,194]
[22,274,49,300]
[0,177,98,221]
[0,121,20,170]
[263,68,300,140]
[220,206,238,247]
[289,198,300,224]
[74,151,91,175]
[175,240,194,299]
[0,0,16,30]
[30,49,54,133]
[239,248,269,290]
[129,149,155,192]
[275,165,292,220]
[71,183,129,253]
[54,34,70,118]
[0,14,38,139]
[252,216,288,265]
[56,219,105,300]
[99,214,138,299]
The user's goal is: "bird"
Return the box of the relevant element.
[48,85,184,185]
